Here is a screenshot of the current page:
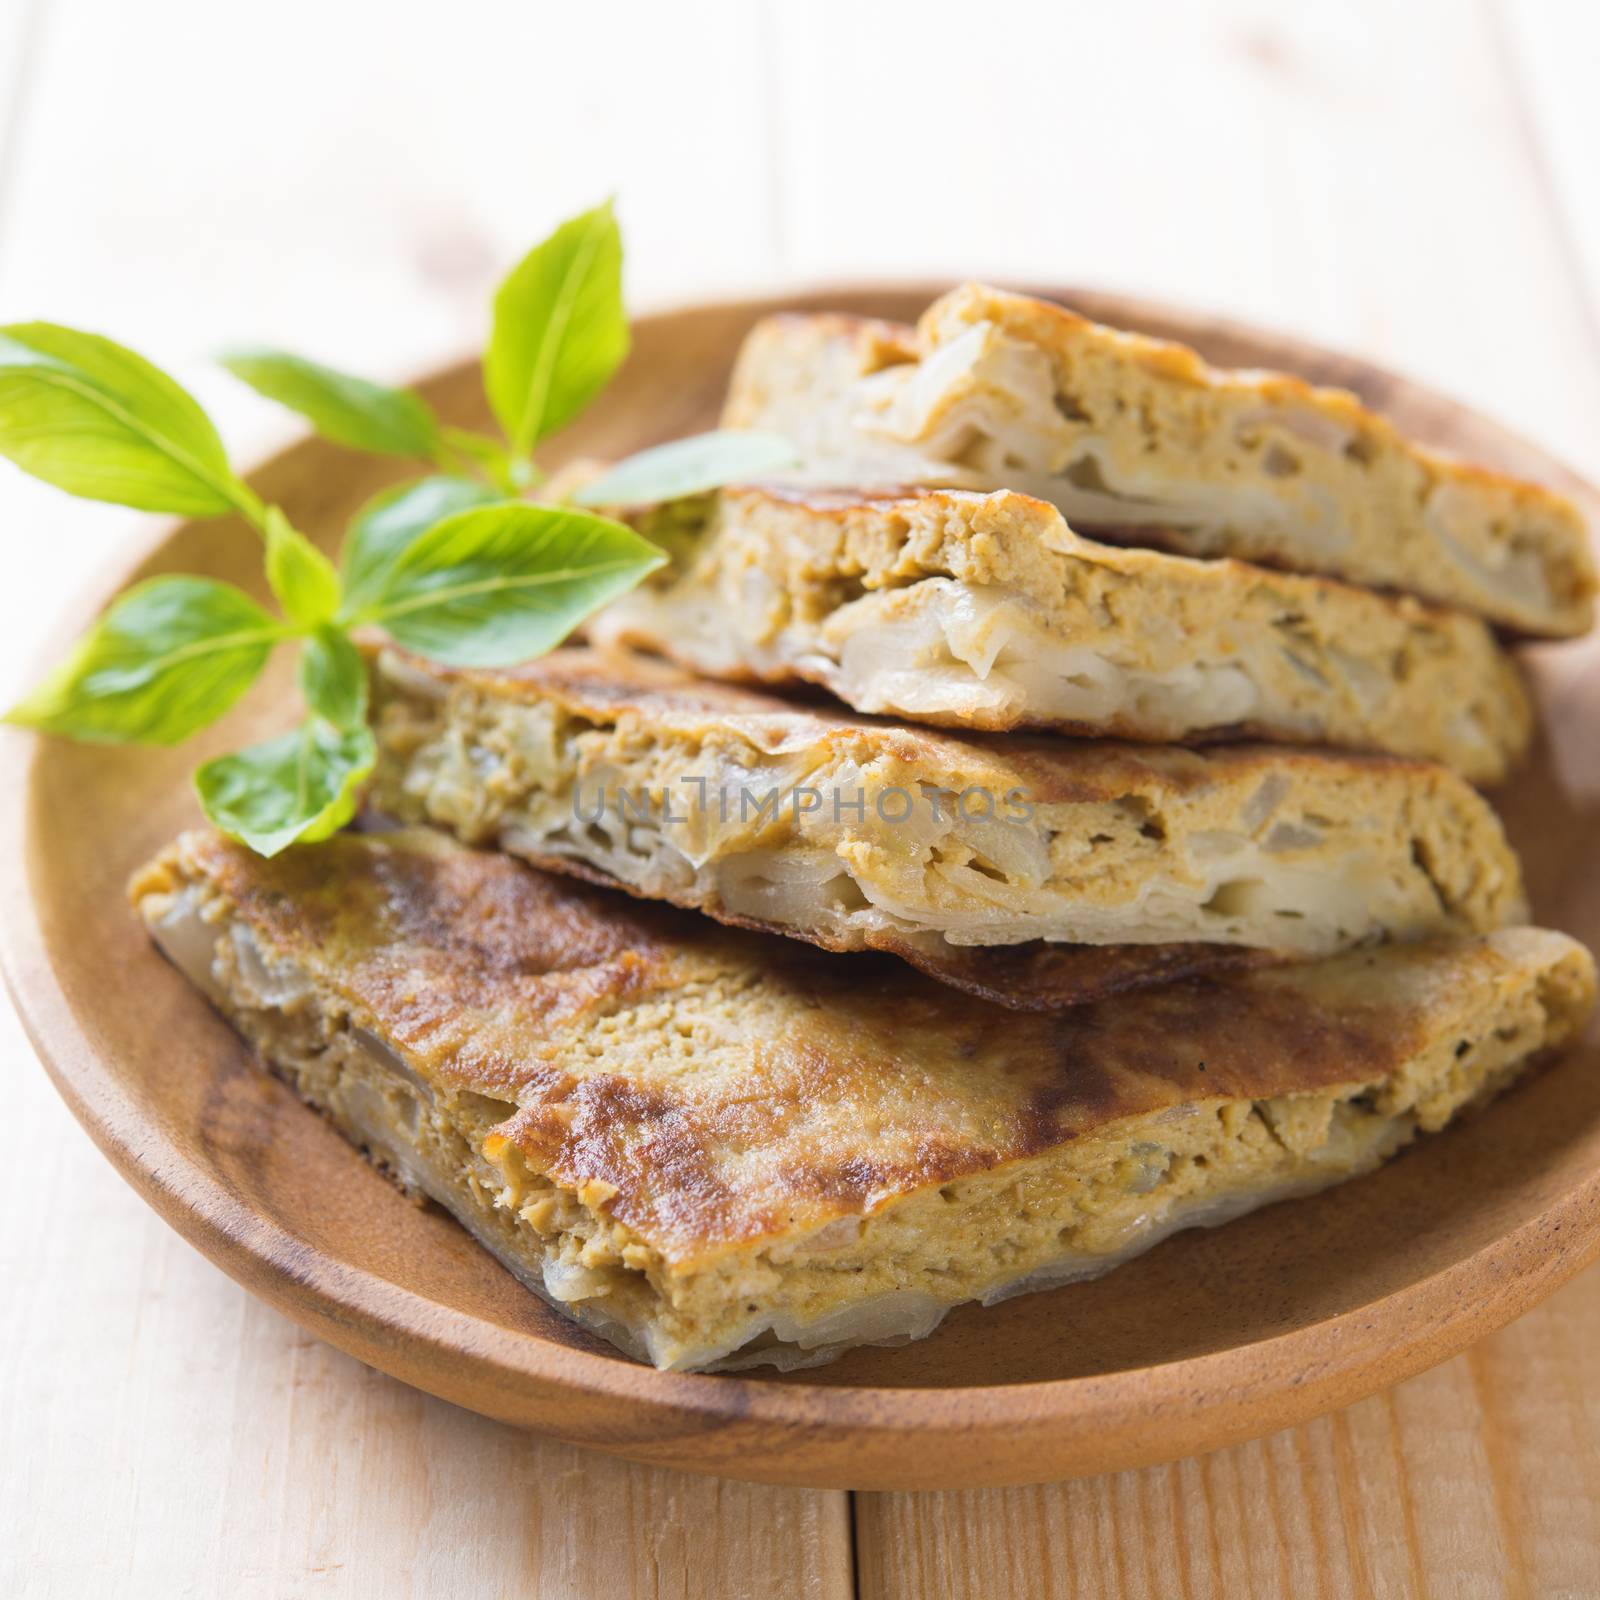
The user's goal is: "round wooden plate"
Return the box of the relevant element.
[4,287,1599,1491]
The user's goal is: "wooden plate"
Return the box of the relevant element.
[4,287,1599,1491]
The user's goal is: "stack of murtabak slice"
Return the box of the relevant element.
[133,287,1599,1374]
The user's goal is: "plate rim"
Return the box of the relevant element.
[4,283,1599,1490]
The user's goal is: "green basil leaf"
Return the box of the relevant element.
[366,502,665,667]
[340,475,505,614]
[265,507,341,627]
[484,200,628,455]
[4,576,279,744]
[195,719,376,857]
[0,323,247,516]
[298,626,367,729]
[219,348,440,459]
[571,430,799,507]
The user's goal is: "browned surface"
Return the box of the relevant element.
[5,286,1600,1489]
[600,482,1532,781]
[141,829,1589,1268]
[877,933,1275,1011]
[372,644,1526,1004]
[733,288,1598,636]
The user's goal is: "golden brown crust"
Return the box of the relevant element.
[724,289,1597,637]
[368,644,1527,957]
[135,829,1595,1270]
[933,284,1564,511]
[591,482,1532,781]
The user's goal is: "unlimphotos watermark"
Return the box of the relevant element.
[571,777,1036,828]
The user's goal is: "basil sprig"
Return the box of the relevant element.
[0,324,261,520]
[339,475,504,613]
[485,199,629,459]
[297,627,368,731]
[195,720,377,857]
[352,503,664,666]
[1,201,714,856]
[6,577,286,745]
[218,198,790,506]
[218,349,443,461]
[570,429,799,507]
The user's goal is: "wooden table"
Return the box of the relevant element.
[3,1,1598,1592]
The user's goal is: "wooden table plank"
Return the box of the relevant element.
[0,1031,854,1600]
[854,1264,1600,1599]
[1496,0,1600,358]
[0,0,46,222]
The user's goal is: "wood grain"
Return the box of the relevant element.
[5,288,1600,1496]
[854,1263,1600,1599]
[1498,0,1600,358]
[0,1031,853,1600]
